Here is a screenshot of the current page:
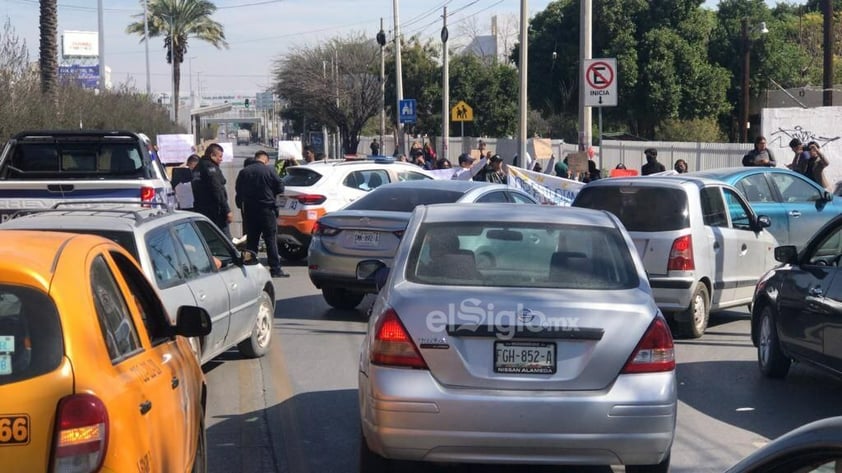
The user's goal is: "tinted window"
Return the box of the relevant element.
[0,286,63,385]
[735,174,774,203]
[110,251,173,345]
[573,186,689,232]
[700,187,728,227]
[91,256,142,362]
[406,222,638,290]
[20,229,139,260]
[510,192,537,204]
[771,173,822,203]
[194,220,237,267]
[723,189,753,230]
[397,171,432,182]
[9,141,146,179]
[345,188,465,212]
[283,168,322,187]
[808,224,842,263]
[173,222,214,276]
[343,170,390,191]
[475,192,509,203]
[146,228,187,288]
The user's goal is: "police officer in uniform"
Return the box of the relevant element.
[192,143,233,238]
[235,150,289,278]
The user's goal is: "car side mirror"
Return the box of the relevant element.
[174,306,212,337]
[240,249,259,266]
[754,215,772,231]
[774,245,798,265]
[823,190,834,202]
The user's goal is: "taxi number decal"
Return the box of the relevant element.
[0,415,30,446]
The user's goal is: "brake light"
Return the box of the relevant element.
[621,317,675,373]
[667,235,694,271]
[140,187,155,202]
[52,394,109,473]
[371,309,427,369]
[313,221,341,236]
[295,194,327,205]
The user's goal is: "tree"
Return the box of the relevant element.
[274,35,381,155]
[127,0,227,122]
[383,36,441,140]
[39,0,58,97]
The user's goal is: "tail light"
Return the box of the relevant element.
[52,394,109,473]
[621,317,675,373]
[295,194,327,205]
[371,309,427,369]
[667,235,694,271]
[140,187,156,203]
[313,221,341,236]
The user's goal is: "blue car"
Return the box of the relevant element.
[693,167,842,250]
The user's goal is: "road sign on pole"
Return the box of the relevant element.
[583,58,617,107]
[450,100,473,122]
[399,99,416,124]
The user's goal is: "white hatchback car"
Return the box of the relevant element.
[573,176,778,338]
[276,158,433,261]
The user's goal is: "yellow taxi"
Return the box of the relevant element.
[0,230,211,473]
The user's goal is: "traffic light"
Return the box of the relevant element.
[244,98,250,109]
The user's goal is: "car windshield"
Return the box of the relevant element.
[405,222,639,289]
[574,186,689,232]
[345,187,465,212]
[283,167,322,187]
[7,141,146,179]
[0,285,63,385]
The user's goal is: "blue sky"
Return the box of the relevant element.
[0,0,553,97]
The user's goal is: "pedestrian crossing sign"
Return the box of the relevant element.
[451,101,473,122]
[399,99,416,124]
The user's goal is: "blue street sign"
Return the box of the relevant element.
[58,65,100,89]
[399,99,416,124]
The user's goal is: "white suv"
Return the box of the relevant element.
[573,176,778,338]
[276,158,433,261]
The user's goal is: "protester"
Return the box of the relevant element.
[234,155,261,245]
[641,148,665,175]
[192,143,233,238]
[436,157,452,169]
[485,155,508,184]
[674,159,689,174]
[787,138,810,175]
[805,142,830,191]
[370,138,381,156]
[235,150,289,278]
[555,156,570,178]
[742,136,776,167]
[173,154,199,211]
[303,145,316,163]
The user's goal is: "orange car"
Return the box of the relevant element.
[0,230,211,472]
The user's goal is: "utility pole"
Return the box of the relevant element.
[335,50,341,157]
[518,0,528,165]
[322,60,328,156]
[377,19,386,153]
[97,0,105,93]
[740,18,750,142]
[578,0,592,150]
[393,0,405,156]
[823,0,833,106]
[441,7,449,162]
[143,0,151,97]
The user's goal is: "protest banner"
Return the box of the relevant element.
[156,134,196,165]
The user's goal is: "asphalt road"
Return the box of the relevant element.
[200,260,842,473]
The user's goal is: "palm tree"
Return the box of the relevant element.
[127,0,227,122]
[39,0,58,96]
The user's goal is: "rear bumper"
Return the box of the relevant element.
[648,277,696,313]
[276,208,326,246]
[276,225,312,248]
[359,367,676,466]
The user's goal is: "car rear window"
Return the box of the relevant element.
[6,142,147,180]
[283,167,322,187]
[406,222,639,290]
[0,285,63,385]
[573,186,689,232]
[28,229,139,261]
[345,188,465,212]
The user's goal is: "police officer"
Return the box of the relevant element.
[235,150,289,278]
[192,143,233,238]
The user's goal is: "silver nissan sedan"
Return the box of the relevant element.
[358,203,676,472]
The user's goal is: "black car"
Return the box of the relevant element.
[751,214,842,379]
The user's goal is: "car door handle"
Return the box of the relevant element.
[713,241,721,250]
[230,283,238,290]
[741,243,748,253]
[809,287,823,297]
[139,400,152,415]
[171,377,180,389]
[197,293,207,301]
[789,210,802,217]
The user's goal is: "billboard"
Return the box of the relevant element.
[58,65,99,89]
[62,30,98,58]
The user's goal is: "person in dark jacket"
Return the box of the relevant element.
[641,148,665,175]
[235,150,289,278]
[192,143,233,238]
[742,135,776,167]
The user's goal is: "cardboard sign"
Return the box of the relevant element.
[566,152,589,174]
[156,134,196,165]
[530,138,553,159]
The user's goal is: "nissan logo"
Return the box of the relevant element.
[517,308,535,323]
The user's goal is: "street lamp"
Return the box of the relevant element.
[441,7,449,162]
[376,20,387,155]
[740,18,768,143]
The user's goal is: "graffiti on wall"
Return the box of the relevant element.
[769,126,840,149]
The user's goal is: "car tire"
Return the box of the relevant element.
[626,453,670,473]
[677,284,709,339]
[359,432,390,473]
[191,412,207,473]
[278,241,307,261]
[323,287,365,310]
[758,305,791,378]
[238,291,274,358]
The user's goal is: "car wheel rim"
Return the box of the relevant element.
[692,293,706,329]
[256,297,273,348]
[759,314,772,366]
